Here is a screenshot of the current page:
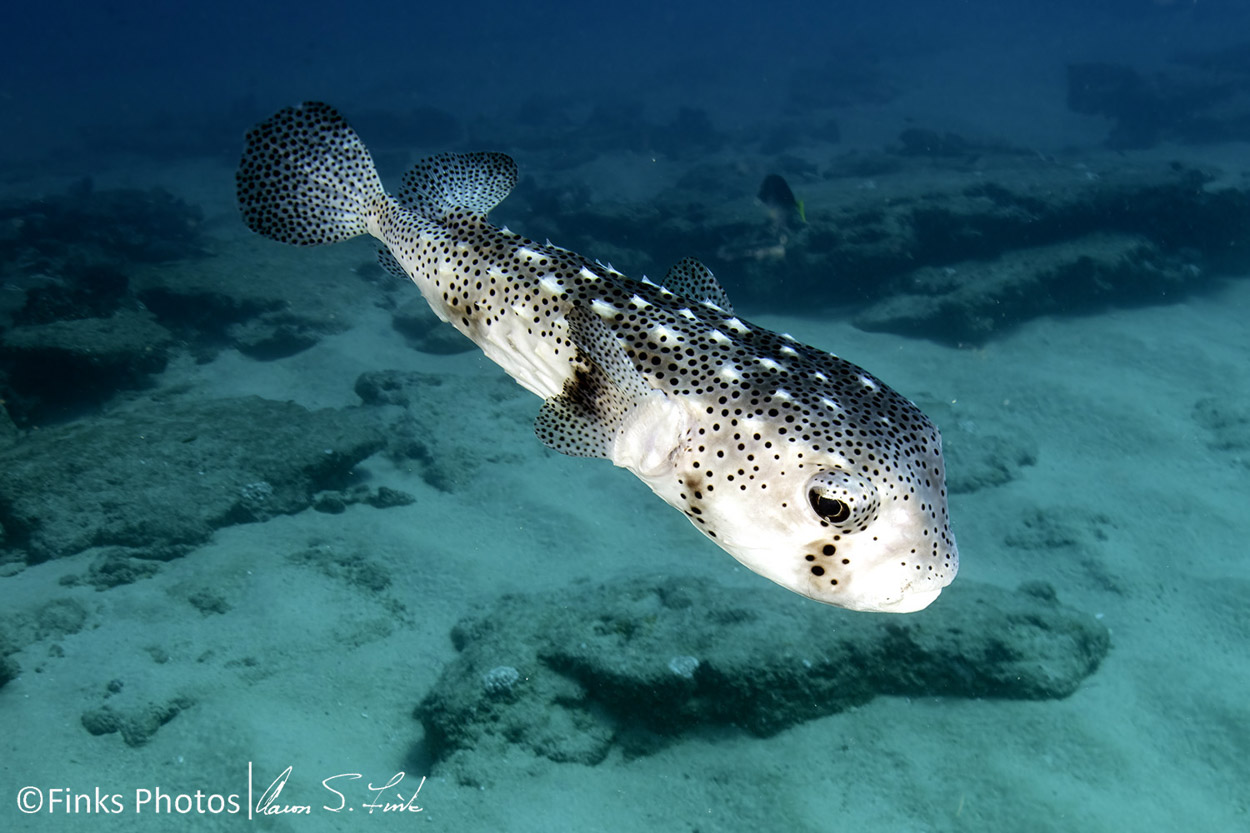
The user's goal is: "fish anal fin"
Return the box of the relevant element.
[377,248,409,282]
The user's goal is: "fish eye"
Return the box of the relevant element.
[809,492,851,523]
[806,470,880,530]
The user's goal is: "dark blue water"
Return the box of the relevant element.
[4,0,1248,164]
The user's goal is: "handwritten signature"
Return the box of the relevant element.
[255,766,425,815]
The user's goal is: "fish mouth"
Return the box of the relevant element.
[868,585,944,614]
[827,560,950,613]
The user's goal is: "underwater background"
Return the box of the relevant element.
[2,0,1249,829]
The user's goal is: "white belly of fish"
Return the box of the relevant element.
[403,257,577,402]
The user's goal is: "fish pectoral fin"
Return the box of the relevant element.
[661,257,734,314]
[535,305,653,459]
[397,152,518,219]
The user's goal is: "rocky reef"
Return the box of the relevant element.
[417,576,1109,784]
[511,142,1250,345]
[1068,51,1250,149]
[0,181,408,424]
[0,396,384,567]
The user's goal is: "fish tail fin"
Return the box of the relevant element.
[236,102,385,246]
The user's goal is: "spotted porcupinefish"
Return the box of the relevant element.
[236,102,958,613]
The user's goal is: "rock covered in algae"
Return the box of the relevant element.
[417,576,1109,783]
[0,396,383,565]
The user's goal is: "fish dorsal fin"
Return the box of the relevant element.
[535,305,652,459]
[398,152,518,219]
[662,257,734,314]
